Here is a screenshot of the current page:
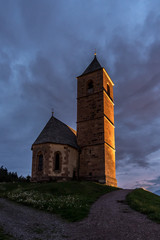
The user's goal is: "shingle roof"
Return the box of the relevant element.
[32,116,79,149]
[81,55,102,75]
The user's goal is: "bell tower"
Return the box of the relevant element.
[77,54,117,186]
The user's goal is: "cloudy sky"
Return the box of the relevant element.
[1,0,160,192]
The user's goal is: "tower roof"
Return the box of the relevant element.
[81,55,102,76]
[32,116,79,149]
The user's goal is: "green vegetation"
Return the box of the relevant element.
[0,226,14,240]
[0,181,118,222]
[127,188,160,223]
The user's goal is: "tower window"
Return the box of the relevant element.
[87,80,94,94]
[54,152,60,171]
[38,154,43,171]
[107,84,110,97]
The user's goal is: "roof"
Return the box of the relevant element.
[32,116,79,149]
[80,55,102,76]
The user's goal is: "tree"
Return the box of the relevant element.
[0,166,30,182]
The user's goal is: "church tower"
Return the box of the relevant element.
[77,54,117,187]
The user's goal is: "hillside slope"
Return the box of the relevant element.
[127,188,160,223]
[0,189,160,240]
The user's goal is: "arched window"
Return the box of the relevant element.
[87,80,94,94]
[107,84,110,97]
[38,154,43,171]
[55,152,60,171]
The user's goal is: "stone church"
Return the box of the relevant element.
[31,54,117,187]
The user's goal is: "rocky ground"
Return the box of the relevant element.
[0,189,160,240]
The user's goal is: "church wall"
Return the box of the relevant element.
[79,144,105,182]
[31,143,78,182]
[31,143,51,181]
[77,70,103,99]
[77,69,105,182]
[77,118,104,146]
[103,91,114,124]
[77,69,104,148]
[104,117,115,149]
[104,143,117,186]
[77,68,113,184]
[48,144,78,179]
[103,71,114,101]
[77,92,103,122]
[77,60,117,186]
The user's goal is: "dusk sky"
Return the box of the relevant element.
[1,0,160,193]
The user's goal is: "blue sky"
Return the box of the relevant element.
[1,0,160,192]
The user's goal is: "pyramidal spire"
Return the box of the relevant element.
[82,54,102,75]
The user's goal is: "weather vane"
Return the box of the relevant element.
[51,108,54,116]
[94,49,96,56]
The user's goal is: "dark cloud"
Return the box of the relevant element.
[131,174,160,193]
[0,0,160,189]
[109,11,160,170]
[0,62,11,82]
[148,176,160,186]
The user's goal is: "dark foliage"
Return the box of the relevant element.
[0,166,30,182]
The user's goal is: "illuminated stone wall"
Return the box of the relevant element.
[31,143,78,182]
[104,143,117,186]
[79,144,105,182]
[77,68,117,186]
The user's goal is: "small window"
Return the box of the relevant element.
[55,152,60,170]
[38,154,43,171]
[107,84,110,97]
[87,80,94,94]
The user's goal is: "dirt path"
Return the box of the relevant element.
[0,190,160,240]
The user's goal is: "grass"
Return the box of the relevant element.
[0,181,118,222]
[126,188,160,223]
[0,226,15,240]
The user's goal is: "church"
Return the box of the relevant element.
[31,54,117,187]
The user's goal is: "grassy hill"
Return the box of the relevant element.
[127,188,160,223]
[0,184,160,239]
[0,181,118,222]
[1,182,159,224]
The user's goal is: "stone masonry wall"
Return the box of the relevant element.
[103,91,114,124]
[104,143,117,186]
[77,67,117,186]
[103,70,114,101]
[77,69,105,182]
[77,71,103,99]
[77,118,104,146]
[104,117,115,149]
[79,144,105,182]
[31,143,78,182]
